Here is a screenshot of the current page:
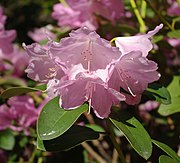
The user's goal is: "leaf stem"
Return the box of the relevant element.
[106,118,126,163]
[144,0,174,31]
[130,0,146,33]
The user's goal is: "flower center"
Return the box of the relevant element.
[81,41,93,72]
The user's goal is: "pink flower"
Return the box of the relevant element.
[0,95,43,135]
[28,27,56,43]
[167,1,180,16]
[0,29,16,54]
[0,6,6,28]
[24,25,161,118]
[0,45,28,77]
[92,0,124,23]
[51,0,124,30]
[0,105,15,130]
[49,27,121,71]
[58,72,125,118]
[115,24,163,57]
[139,101,159,111]
[108,51,160,105]
[52,2,97,30]
[23,43,65,82]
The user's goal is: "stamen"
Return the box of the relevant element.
[117,66,136,97]
[127,86,136,97]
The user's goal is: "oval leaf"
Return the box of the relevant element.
[159,155,179,163]
[37,125,99,151]
[152,139,180,162]
[145,83,171,105]
[0,84,46,99]
[110,108,152,160]
[158,76,180,116]
[0,130,15,150]
[37,96,88,140]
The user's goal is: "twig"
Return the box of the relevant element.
[81,142,107,163]
[106,119,127,163]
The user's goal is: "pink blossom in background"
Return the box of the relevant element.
[28,26,56,43]
[0,95,44,135]
[51,0,124,30]
[24,25,162,118]
[0,45,29,76]
[167,1,180,16]
[139,100,159,112]
[0,29,16,54]
[0,105,15,130]
[115,24,163,57]
[52,2,97,30]
[0,6,6,28]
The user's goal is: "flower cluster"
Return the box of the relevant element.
[0,6,28,76]
[23,24,163,118]
[51,0,124,30]
[0,96,40,135]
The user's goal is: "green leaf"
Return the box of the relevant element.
[0,84,46,99]
[0,76,26,86]
[85,124,105,133]
[37,96,88,140]
[145,83,171,105]
[167,30,180,38]
[110,108,152,160]
[0,130,15,150]
[152,139,180,162]
[159,155,179,163]
[158,76,180,116]
[37,125,99,151]
[152,35,164,44]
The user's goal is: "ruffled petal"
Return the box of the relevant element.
[115,24,163,57]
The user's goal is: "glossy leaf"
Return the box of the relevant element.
[85,124,105,133]
[145,83,171,105]
[0,130,15,150]
[152,139,180,162]
[37,125,99,151]
[159,155,179,163]
[158,76,180,116]
[37,96,88,140]
[110,108,152,160]
[0,84,46,99]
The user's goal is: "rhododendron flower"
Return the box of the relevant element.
[49,27,121,71]
[108,51,160,105]
[24,25,162,118]
[0,105,15,130]
[0,6,6,28]
[51,0,124,30]
[52,2,97,30]
[114,24,163,57]
[28,26,56,43]
[0,45,28,76]
[167,0,180,16]
[0,96,41,135]
[47,63,125,118]
[0,29,16,54]
[139,101,159,112]
[23,43,65,82]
